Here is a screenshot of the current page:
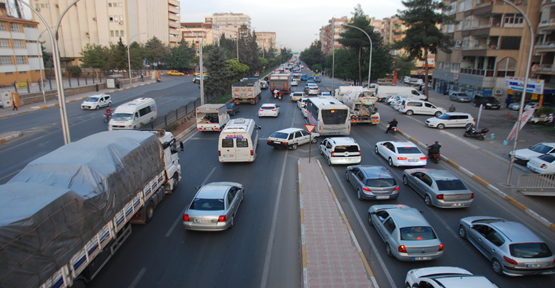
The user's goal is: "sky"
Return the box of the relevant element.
[179,0,406,52]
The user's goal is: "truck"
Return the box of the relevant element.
[0,130,181,288]
[334,86,362,102]
[342,88,380,125]
[196,103,230,131]
[269,73,292,94]
[232,79,262,104]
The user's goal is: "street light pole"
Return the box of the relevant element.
[342,24,372,86]
[183,26,212,105]
[128,32,146,79]
[505,0,535,185]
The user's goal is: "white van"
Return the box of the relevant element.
[398,100,446,116]
[108,97,157,131]
[375,86,425,102]
[218,118,261,162]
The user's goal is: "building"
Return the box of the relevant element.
[320,17,347,55]
[0,3,43,86]
[29,0,179,66]
[205,12,251,40]
[254,31,276,53]
[434,0,542,105]
[181,22,220,50]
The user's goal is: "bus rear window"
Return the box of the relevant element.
[222,139,234,148]
[322,109,348,125]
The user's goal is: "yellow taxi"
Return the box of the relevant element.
[167,70,185,76]
[193,72,209,76]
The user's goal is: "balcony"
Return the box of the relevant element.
[460,68,495,77]
[168,13,179,21]
[535,41,555,53]
[169,6,180,15]
[169,0,180,7]
[539,19,555,32]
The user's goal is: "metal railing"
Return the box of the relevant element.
[517,173,555,196]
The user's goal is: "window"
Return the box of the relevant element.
[0,56,14,65]
[120,30,124,37]
[19,71,26,74]
[500,36,521,50]
[485,231,505,247]
[120,15,123,21]
[138,106,151,117]
[12,39,25,49]
[15,56,27,64]
[222,139,234,148]
[0,22,7,31]
[9,23,22,33]
[109,16,114,22]
[383,218,396,234]
[108,3,112,7]
[236,138,249,148]
[0,39,10,48]
[119,2,123,7]
[115,30,119,37]
[110,30,114,37]
[41,4,45,8]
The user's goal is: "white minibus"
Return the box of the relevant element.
[109,98,157,131]
[218,118,261,162]
[305,97,351,136]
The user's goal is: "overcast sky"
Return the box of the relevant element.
[179,0,406,52]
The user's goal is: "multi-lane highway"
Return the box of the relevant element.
[1,71,554,288]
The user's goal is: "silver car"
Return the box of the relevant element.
[183,182,244,231]
[449,92,471,102]
[458,216,555,276]
[367,204,444,261]
[402,169,474,208]
[345,165,400,200]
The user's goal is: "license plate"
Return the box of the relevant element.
[376,196,389,199]
[409,159,418,162]
[194,219,210,223]
[329,132,340,135]
[526,263,541,268]
[451,203,464,206]
[274,141,281,144]
[414,257,432,260]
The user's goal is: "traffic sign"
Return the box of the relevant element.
[304,124,316,133]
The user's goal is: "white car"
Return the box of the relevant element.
[258,103,280,117]
[318,92,332,97]
[291,79,299,86]
[425,112,475,129]
[510,142,555,164]
[527,154,555,174]
[319,137,361,166]
[297,98,308,109]
[524,102,539,111]
[290,92,306,102]
[405,267,498,288]
[267,128,319,150]
[392,99,406,111]
[389,95,407,107]
[375,141,427,167]
[508,102,520,110]
[305,84,319,95]
[301,107,308,118]
[81,94,112,110]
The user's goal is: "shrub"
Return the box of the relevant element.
[66,65,82,77]
[535,106,554,117]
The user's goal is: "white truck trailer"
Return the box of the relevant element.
[342,88,380,125]
[196,103,230,132]
[0,130,181,288]
[232,79,262,105]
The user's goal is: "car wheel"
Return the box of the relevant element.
[319,148,324,155]
[465,123,473,130]
[435,111,442,117]
[492,258,503,275]
[357,189,362,200]
[385,243,394,258]
[291,143,298,150]
[345,171,350,181]
[108,102,112,107]
[388,157,394,167]
[328,157,332,166]
[403,175,409,186]
[145,201,155,223]
[374,146,379,154]
[311,137,318,144]
[406,110,413,116]
[368,214,373,226]
[95,105,99,110]
[437,123,445,129]
[424,194,433,207]
[458,225,467,239]
[480,136,485,140]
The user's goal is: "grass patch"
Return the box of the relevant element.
[209,92,233,104]
[531,124,555,135]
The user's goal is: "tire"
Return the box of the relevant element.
[406,110,414,116]
[103,117,109,123]
[480,136,485,141]
[145,201,155,223]
[291,143,298,150]
[492,258,503,275]
[95,105,99,110]
[320,148,324,155]
[357,189,362,200]
[388,157,394,167]
[435,111,442,117]
[328,157,332,166]
[403,175,409,186]
[345,171,350,181]
[385,243,394,258]
[311,137,318,144]
[465,123,473,130]
[375,146,379,154]
[368,214,373,226]
[458,225,467,239]
[424,194,433,207]
[437,123,445,129]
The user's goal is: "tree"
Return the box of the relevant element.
[329,48,359,82]
[226,59,249,83]
[129,41,144,70]
[109,37,128,72]
[395,0,457,97]
[166,39,194,71]
[144,36,169,68]
[80,43,105,69]
[203,46,233,101]
[394,55,416,79]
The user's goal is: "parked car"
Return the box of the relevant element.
[193,72,208,76]
[405,267,498,288]
[81,94,112,110]
[458,216,555,276]
[386,95,403,105]
[345,165,399,200]
[402,168,474,208]
[425,112,475,129]
[474,94,501,109]
[449,92,471,102]
[510,142,555,164]
[267,128,319,150]
[290,92,306,102]
[226,103,240,116]
[167,70,184,76]
[183,182,244,231]
[367,204,444,261]
[398,100,445,116]
[508,102,520,110]
[527,153,555,174]
[375,141,427,167]
[258,103,280,117]
[524,102,540,111]
[319,137,361,166]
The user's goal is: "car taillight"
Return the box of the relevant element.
[398,245,407,253]
[541,164,547,169]
[183,214,190,221]
[437,194,444,199]
[438,243,444,251]
[331,151,335,157]
[363,187,371,192]
[471,193,475,199]
[272,109,277,111]
[259,109,263,112]
[394,186,399,191]
[218,151,221,156]
[218,215,226,222]
[397,157,408,160]
[420,157,427,160]
[503,255,518,265]
[250,150,254,156]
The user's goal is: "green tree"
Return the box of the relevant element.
[300,41,325,69]
[330,48,359,82]
[66,65,82,77]
[109,37,128,72]
[129,41,144,70]
[166,39,194,70]
[226,59,249,83]
[395,0,457,97]
[394,55,416,79]
[80,43,105,69]
[144,36,169,68]
[203,46,233,101]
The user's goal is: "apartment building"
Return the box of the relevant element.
[534,0,555,93]
[0,3,43,86]
[29,0,178,66]
[253,32,276,52]
[434,0,544,104]
[181,22,220,50]
[320,17,347,55]
[205,13,251,40]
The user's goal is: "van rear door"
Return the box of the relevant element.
[220,136,236,161]
[235,137,251,160]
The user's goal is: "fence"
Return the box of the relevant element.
[517,173,555,196]
[144,94,219,130]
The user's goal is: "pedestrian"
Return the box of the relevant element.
[180,141,184,152]
[12,102,18,111]
[449,104,456,112]
[141,74,144,82]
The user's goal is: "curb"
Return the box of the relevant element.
[399,129,555,233]
[0,131,22,144]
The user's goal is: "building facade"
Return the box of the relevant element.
[29,0,177,65]
[253,31,276,52]
[181,22,220,50]
[205,13,251,40]
[320,17,347,55]
[0,4,43,86]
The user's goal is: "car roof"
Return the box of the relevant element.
[434,276,497,287]
[196,183,234,199]
[359,166,393,178]
[261,103,276,107]
[444,112,472,116]
[490,221,544,243]
[388,208,430,227]
[418,169,459,180]
[276,128,301,134]
[388,141,418,147]
[327,137,358,145]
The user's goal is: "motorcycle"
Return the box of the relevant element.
[103,113,112,123]
[463,127,489,140]
[426,144,440,164]
[278,94,282,100]
[386,124,397,135]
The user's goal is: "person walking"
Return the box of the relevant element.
[449,104,456,112]
[12,102,18,111]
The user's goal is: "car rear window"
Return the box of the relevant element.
[538,154,555,163]
[530,143,555,154]
[366,178,396,187]
[400,226,437,240]
[436,179,467,190]
[397,147,421,154]
[261,106,274,110]
[190,198,224,210]
[510,243,553,258]
[271,132,289,139]
[334,145,359,153]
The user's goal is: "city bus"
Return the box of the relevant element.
[305,97,351,136]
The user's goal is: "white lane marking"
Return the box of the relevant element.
[330,168,396,288]
[201,167,217,186]
[127,268,146,288]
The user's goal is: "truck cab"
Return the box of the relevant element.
[154,130,182,193]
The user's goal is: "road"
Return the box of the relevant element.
[1,71,554,288]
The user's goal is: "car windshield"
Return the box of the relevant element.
[397,147,421,154]
[366,178,396,187]
[112,113,133,120]
[400,226,437,240]
[538,154,555,163]
[190,198,225,211]
[436,179,467,190]
[294,93,303,96]
[510,243,553,258]
[322,109,348,125]
[437,114,454,120]
[484,97,497,103]
[271,132,289,139]
[85,97,99,102]
[334,145,359,153]
[529,143,555,154]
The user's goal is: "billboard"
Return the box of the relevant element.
[504,77,544,94]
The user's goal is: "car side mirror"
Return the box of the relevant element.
[258,126,262,130]
[195,186,201,190]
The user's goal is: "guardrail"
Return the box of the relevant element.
[517,173,555,196]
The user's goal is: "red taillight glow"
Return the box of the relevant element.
[272,109,277,111]
[267,139,271,143]
[503,255,518,265]
[363,187,371,192]
[331,151,335,157]
[218,215,226,222]
[471,193,475,199]
[541,164,547,169]
[398,245,407,253]
[259,110,263,112]
[437,194,444,199]
[438,243,444,251]
[218,151,221,156]
[420,157,427,160]
[398,157,408,160]
[394,186,400,191]
[250,150,254,156]
[183,214,190,221]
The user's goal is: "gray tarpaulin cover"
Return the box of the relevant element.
[0,131,164,288]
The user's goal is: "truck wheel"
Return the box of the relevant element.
[145,201,155,223]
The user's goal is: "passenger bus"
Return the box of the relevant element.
[305,97,351,136]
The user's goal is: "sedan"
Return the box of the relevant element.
[510,142,555,164]
[258,103,280,117]
[508,102,520,110]
[402,168,475,208]
[375,141,427,167]
[345,165,400,200]
[267,128,318,150]
[405,267,498,288]
[291,79,299,86]
[449,92,471,102]
[527,153,555,174]
[524,102,539,111]
[304,84,319,95]
[183,182,244,231]
[458,216,555,276]
[367,204,444,261]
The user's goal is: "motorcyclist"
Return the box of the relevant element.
[278,90,283,99]
[105,108,112,116]
[274,90,278,99]
[385,118,398,134]
[428,141,441,158]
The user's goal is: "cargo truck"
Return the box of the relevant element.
[269,73,292,94]
[0,130,181,288]
[232,79,262,104]
[342,88,380,125]
[196,103,230,132]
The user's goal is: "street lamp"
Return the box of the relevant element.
[183,26,212,105]
[128,32,146,79]
[341,24,372,86]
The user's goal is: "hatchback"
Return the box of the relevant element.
[402,168,474,208]
[183,182,244,231]
[304,84,319,95]
[398,100,445,116]
[267,128,318,150]
[425,112,475,129]
[320,137,361,166]
[458,216,555,276]
[290,92,306,102]
[291,79,299,86]
[375,141,427,167]
[81,94,112,110]
[345,165,399,200]
[368,204,444,261]
[258,103,280,117]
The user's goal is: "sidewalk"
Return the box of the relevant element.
[298,158,377,288]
